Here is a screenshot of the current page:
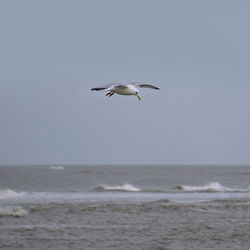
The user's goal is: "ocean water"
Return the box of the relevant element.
[0,165,250,250]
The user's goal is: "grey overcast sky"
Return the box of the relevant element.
[0,0,250,165]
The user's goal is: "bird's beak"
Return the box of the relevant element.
[136,93,141,101]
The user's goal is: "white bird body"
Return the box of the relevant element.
[111,84,138,95]
[91,82,160,100]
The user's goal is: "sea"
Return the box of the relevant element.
[0,165,250,250]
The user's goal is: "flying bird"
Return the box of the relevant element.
[91,82,160,100]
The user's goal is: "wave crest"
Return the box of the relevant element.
[175,182,233,192]
[49,166,64,170]
[95,184,140,192]
[0,189,21,198]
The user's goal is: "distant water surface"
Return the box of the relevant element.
[0,165,250,249]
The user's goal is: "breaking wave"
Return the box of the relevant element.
[49,166,64,170]
[0,189,22,198]
[175,182,234,192]
[94,182,249,193]
[95,184,140,192]
[0,206,28,217]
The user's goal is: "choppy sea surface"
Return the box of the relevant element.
[0,165,250,250]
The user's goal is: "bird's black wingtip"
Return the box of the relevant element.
[91,87,106,91]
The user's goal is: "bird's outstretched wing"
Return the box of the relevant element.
[132,83,160,90]
[91,83,114,91]
[113,85,130,90]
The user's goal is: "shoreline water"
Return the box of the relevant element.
[0,165,250,249]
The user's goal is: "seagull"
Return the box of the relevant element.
[91,82,160,100]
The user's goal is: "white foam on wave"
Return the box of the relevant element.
[0,206,28,217]
[49,166,64,170]
[96,183,140,192]
[177,182,234,192]
[0,189,22,198]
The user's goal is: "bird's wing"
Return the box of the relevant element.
[91,83,114,91]
[113,84,130,90]
[132,83,160,90]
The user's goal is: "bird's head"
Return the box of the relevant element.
[135,91,141,101]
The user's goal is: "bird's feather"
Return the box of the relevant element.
[114,85,129,90]
[132,83,160,90]
[91,83,114,91]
